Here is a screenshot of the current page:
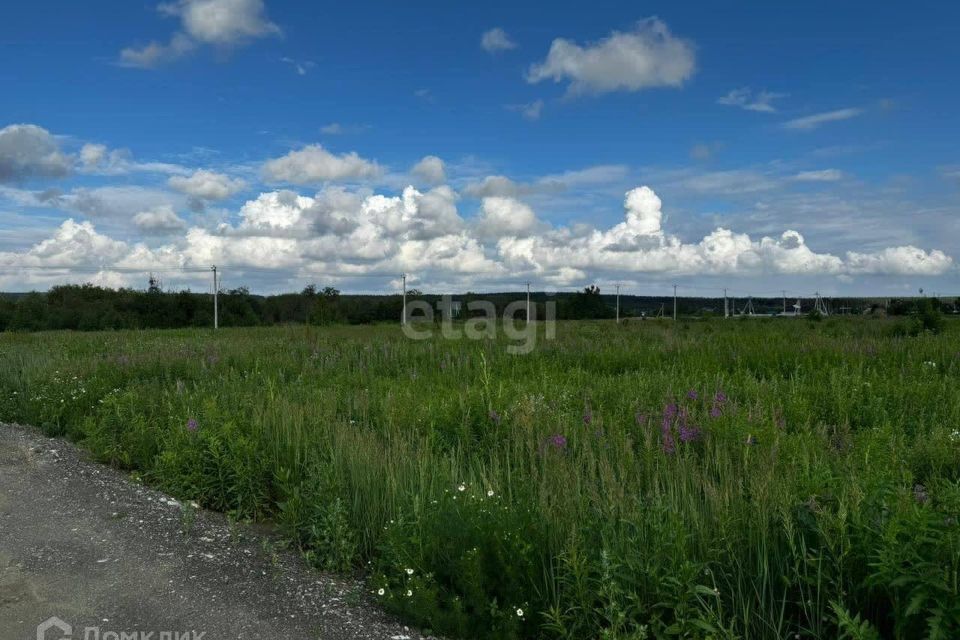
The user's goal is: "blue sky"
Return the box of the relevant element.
[1,0,958,296]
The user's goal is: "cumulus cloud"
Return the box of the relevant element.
[133,205,189,234]
[1,219,132,267]
[527,18,695,96]
[169,169,246,200]
[59,186,183,220]
[717,87,786,113]
[845,246,953,275]
[411,155,446,184]
[481,28,517,53]
[262,145,382,184]
[76,142,189,176]
[3,172,952,289]
[475,197,540,239]
[120,0,280,68]
[0,124,72,182]
[783,108,863,131]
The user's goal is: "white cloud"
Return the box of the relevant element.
[481,28,517,53]
[120,0,280,68]
[0,124,72,182]
[475,197,540,239]
[280,56,314,75]
[411,156,446,184]
[262,145,381,184]
[783,108,863,131]
[527,18,695,96]
[6,183,949,291]
[673,169,779,194]
[463,165,627,199]
[793,169,844,182]
[507,99,544,121]
[320,122,370,135]
[169,169,246,200]
[845,246,953,275]
[1,219,131,267]
[76,142,190,176]
[133,206,188,233]
[119,32,197,68]
[55,186,183,220]
[717,87,786,113]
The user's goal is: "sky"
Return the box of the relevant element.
[1,0,958,298]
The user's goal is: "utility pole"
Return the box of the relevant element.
[673,284,678,321]
[615,284,620,324]
[211,265,218,330]
[401,273,407,326]
[526,282,531,323]
[723,288,728,318]
[782,290,787,314]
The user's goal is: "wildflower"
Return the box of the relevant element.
[457,484,466,492]
[664,403,678,419]
[662,432,676,454]
[914,484,929,504]
[405,568,414,575]
[487,490,494,497]
[516,608,524,618]
[489,410,501,425]
[377,588,385,596]
[679,424,701,443]
[950,430,960,443]
[709,405,722,419]
[686,389,699,400]
[923,361,937,368]
[714,391,728,404]
[583,408,592,426]
[406,589,413,597]
[635,411,647,426]
[186,418,198,432]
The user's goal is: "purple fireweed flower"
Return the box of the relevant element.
[664,403,678,420]
[489,410,501,425]
[540,434,568,454]
[635,411,648,426]
[662,432,676,454]
[186,418,198,432]
[709,405,722,419]
[679,424,701,443]
[583,409,593,426]
[914,484,929,504]
[714,391,728,404]
[686,389,699,400]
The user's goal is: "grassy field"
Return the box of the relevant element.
[1,318,959,639]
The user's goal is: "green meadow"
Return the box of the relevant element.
[1,318,958,639]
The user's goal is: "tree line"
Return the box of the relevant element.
[0,283,955,332]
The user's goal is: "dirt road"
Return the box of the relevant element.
[0,423,427,640]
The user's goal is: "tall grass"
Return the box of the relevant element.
[1,318,958,638]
